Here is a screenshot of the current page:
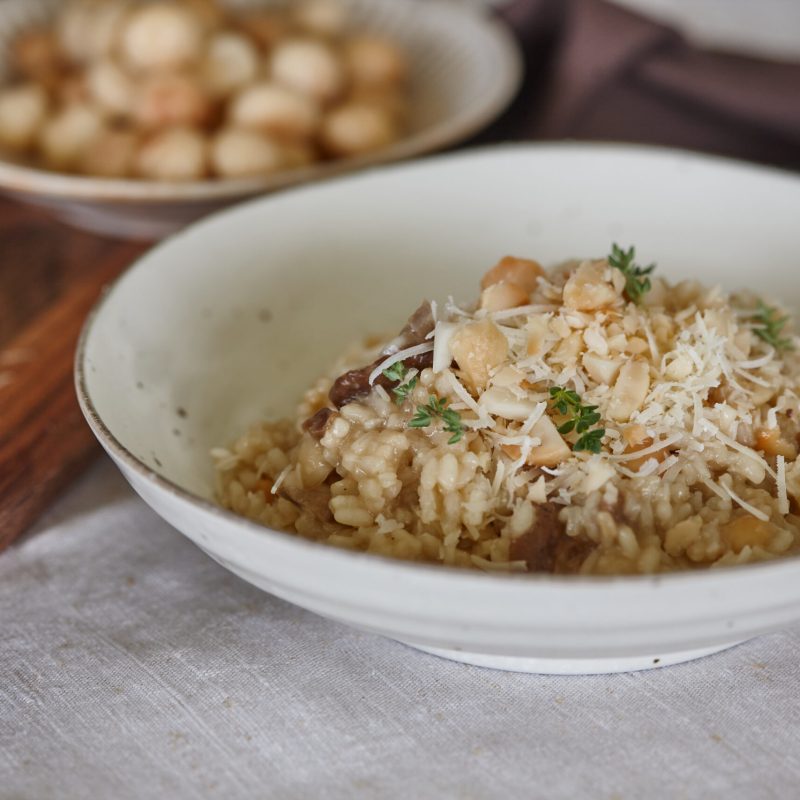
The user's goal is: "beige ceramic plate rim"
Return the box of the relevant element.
[0,5,521,203]
[74,140,800,590]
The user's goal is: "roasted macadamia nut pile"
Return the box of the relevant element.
[0,0,410,180]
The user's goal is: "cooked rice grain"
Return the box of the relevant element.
[215,253,800,574]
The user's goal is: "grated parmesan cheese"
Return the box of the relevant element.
[431,321,459,373]
[368,342,435,386]
[719,483,770,522]
[611,433,683,462]
[714,430,776,480]
[767,407,778,430]
[270,464,291,495]
[777,455,789,516]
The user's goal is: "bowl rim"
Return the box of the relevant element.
[74,140,800,590]
[0,0,522,203]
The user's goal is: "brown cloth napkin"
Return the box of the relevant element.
[495,0,800,170]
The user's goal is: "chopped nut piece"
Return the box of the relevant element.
[582,352,622,386]
[450,319,508,391]
[527,416,571,466]
[479,281,529,312]
[526,316,549,356]
[607,359,650,421]
[622,423,648,447]
[722,515,774,553]
[478,386,537,421]
[755,428,797,459]
[623,436,667,471]
[480,256,544,294]
[563,261,619,311]
[551,331,583,366]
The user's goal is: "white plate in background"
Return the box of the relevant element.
[0,0,521,239]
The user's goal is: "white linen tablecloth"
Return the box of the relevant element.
[2,458,799,800]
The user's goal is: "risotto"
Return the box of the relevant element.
[214,247,800,575]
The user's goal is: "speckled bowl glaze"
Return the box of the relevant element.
[0,0,521,239]
[77,143,800,673]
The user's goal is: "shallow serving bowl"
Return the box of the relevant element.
[77,143,800,674]
[0,0,520,240]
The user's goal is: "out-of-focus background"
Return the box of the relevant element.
[493,0,800,168]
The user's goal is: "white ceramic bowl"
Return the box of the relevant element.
[77,143,800,674]
[0,0,521,240]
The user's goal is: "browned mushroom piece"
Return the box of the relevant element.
[509,503,592,573]
[302,407,335,440]
[328,300,435,409]
[391,299,435,350]
[278,485,334,523]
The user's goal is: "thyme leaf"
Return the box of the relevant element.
[608,243,656,304]
[549,385,605,454]
[750,301,793,352]
[409,394,465,444]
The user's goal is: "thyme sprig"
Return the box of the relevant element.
[750,301,794,352]
[608,243,656,305]
[409,394,465,444]
[382,361,419,405]
[549,386,605,454]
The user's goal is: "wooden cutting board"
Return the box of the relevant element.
[0,197,146,550]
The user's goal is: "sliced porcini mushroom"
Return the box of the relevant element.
[562,260,619,311]
[302,407,335,440]
[329,301,434,408]
[607,359,650,421]
[509,503,592,573]
[449,319,508,392]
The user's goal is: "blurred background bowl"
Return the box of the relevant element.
[0,0,522,240]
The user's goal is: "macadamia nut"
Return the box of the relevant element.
[136,127,208,180]
[271,39,345,103]
[121,3,204,72]
[320,102,396,157]
[0,84,48,152]
[211,128,286,178]
[229,82,320,139]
